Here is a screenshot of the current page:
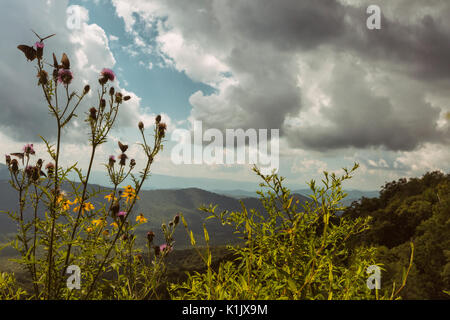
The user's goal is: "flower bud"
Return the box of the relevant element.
[89,107,97,121]
[5,154,11,166]
[119,153,128,166]
[146,231,155,243]
[154,245,160,257]
[117,211,126,223]
[32,166,40,182]
[158,122,167,137]
[155,115,161,124]
[109,87,115,96]
[83,84,90,94]
[108,155,116,167]
[138,121,144,131]
[130,159,136,167]
[173,214,180,226]
[37,70,48,85]
[11,159,19,173]
[115,92,123,104]
[100,99,106,110]
[25,166,33,179]
[123,95,131,101]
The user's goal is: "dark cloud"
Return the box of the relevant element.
[0,1,141,144]
[141,0,450,151]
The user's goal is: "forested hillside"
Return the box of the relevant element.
[343,171,450,299]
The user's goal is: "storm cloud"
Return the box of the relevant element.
[112,0,450,151]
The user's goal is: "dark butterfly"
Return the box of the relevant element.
[61,53,70,69]
[31,30,56,42]
[118,141,128,153]
[53,53,59,69]
[10,153,25,165]
[17,45,36,61]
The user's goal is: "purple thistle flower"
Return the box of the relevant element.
[160,244,173,253]
[117,211,126,217]
[35,42,44,49]
[58,69,73,85]
[100,68,115,82]
[23,144,35,155]
[108,155,116,167]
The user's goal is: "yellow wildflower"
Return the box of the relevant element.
[92,219,105,227]
[86,227,93,233]
[104,193,117,202]
[121,185,140,203]
[73,201,95,214]
[111,222,118,229]
[136,213,148,224]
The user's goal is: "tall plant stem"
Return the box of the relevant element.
[46,121,61,299]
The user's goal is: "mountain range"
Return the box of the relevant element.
[0,163,377,248]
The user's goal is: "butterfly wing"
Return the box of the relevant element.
[17,45,36,61]
[52,53,59,68]
[10,153,25,165]
[118,141,128,153]
[41,33,56,41]
[61,53,70,69]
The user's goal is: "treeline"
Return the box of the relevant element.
[343,171,450,299]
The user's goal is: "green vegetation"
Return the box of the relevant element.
[168,165,412,300]
[344,171,450,299]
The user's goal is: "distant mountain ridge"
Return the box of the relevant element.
[0,163,377,247]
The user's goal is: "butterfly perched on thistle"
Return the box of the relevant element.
[17,30,55,61]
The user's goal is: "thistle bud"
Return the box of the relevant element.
[25,166,33,179]
[138,121,144,131]
[100,99,106,110]
[11,159,19,173]
[123,95,131,101]
[5,154,11,166]
[117,211,126,223]
[158,122,167,137]
[37,158,43,168]
[130,159,136,168]
[108,155,116,167]
[89,107,97,121]
[154,245,160,257]
[35,42,44,60]
[118,153,128,166]
[115,92,123,104]
[173,214,180,226]
[109,87,115,96]
[155,115,161,124]
[146,231,155,243]
[37,70,48,85]
[32,166,40,182]
[83,84,90,94]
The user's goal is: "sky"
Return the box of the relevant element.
[1,0,449,191]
